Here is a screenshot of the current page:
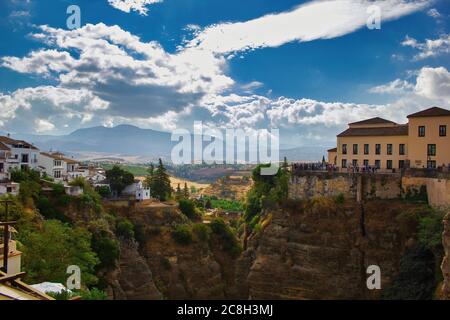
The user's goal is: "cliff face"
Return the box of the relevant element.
[107,203,240,299]
[107,239,163,300]
[442,212,450,299]
[236,199,423,299]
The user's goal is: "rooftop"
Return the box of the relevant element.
[0,136,39,150]
[327,147,337,152]
[348,117,397,126]
[407,106,450,118]
[41,152,79,164]
[337,124,408,137]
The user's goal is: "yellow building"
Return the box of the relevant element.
[335,107,450,171]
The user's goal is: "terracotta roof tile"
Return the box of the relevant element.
[349,117,397,126]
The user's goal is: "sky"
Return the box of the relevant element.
[0,0,449,148]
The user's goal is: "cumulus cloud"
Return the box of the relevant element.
[415,67,450,100]
[35,119,55,133]
[402,34,450,60]
[0,0,438,137]
[369,79,415,94]
[107,0,162,15]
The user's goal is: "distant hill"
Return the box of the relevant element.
[9,125,330,163]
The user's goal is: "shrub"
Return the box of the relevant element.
[171,224,193,245]
[91,233,120,270]
[178,199,200,220]
[193,223,211,242]
[79,288,108,300]
[382,247,436,300]
[96,186,111,198]
[210,218,242,257]
[335,193,345,204]
[116,218,135,240]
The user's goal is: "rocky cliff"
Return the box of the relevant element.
[236,198,429,299]
[105,203,240,299]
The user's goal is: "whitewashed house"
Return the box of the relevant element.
[0,135,39,172]
[123,179,150,201]
[38,152,80,181]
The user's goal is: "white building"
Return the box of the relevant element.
[38,152,80,182]
[123,179,151,201]
[0,135,40,172]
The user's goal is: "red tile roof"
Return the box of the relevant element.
[407,107,450,118]
[327,147,337,152]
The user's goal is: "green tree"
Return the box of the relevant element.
[178,199,199,220]
[105,165,134,196]
[147,159,172,201]
[19,220,99,286]
[183,182,189,199]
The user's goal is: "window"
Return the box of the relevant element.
[342,144,347,155]
[341,159,347,168]
[54,170,61,178]
[353,144,358,155]
[427,160,436,169]
[363,159,369,167]
[375,160,381,169]
[387,160,393,170]
[427,144,436,156]
[364,144,369,155]
[399,160,405,169]
[375,144,381,155]
[21,154,29,163]
[399,144,405,155]
[387,144,393,155]
[439,125,447,137]
[352,159,358,167]
[418,126,425,137]
[54,160,62,167]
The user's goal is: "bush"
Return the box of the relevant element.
[91,233,120,270]
[335,193,345,204]
[193,223,211,242]
[382,247,436,300]
[79,288,108,300]
[96,186,111,198]
[210,218,242,257]
[116,218,135,240]
[418,209,445,252]
[178,199,200,220]
[171,224,193,245]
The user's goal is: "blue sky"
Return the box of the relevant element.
[0,0,449,147]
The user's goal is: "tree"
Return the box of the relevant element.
[105,165,134,196]
[19,220,99,286]
[183,182,189,199]
[175,183,182,200]
[147,159,172,201]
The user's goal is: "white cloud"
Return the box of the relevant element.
[369,79,414,94]
[415,67,450,101]
[402,34,450,60]
[427,8,441,18]
[0,1,437,137]
[107,0,162,15]
[186,0,430,55]
[35,119,55,133]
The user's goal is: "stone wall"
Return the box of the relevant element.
[289,172,450,208]
[289,172,402,202]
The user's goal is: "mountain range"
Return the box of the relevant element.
[2,125,330,163]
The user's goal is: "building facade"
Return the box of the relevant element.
[38,152,80,181]
[335,107,450,171]
[0,135,39,172]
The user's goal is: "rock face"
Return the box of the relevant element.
[108,239,162,300]
[236,199,422,299]
[111,203,240,299]
[442,212,450,299]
